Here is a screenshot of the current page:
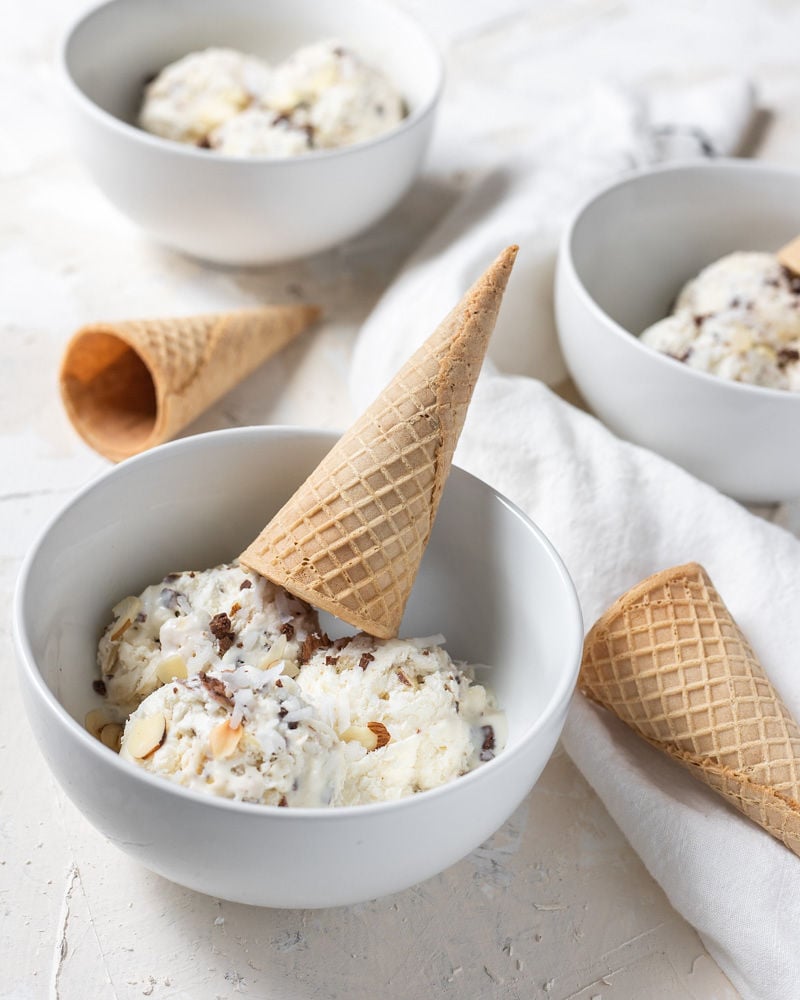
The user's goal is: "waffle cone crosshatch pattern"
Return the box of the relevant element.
[581,562,800,855]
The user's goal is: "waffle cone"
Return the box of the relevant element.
[60,305,319,462]
[581,562,800,856]
[240,245,519,638]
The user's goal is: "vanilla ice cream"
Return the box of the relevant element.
[640,252,800,390]
[98,563,319,717]
[92,563,505,808]
[208,108,312,157]
[297,632,505,805]
[120,671,345,807]
[138,48,272,145]
[138,40,405,155]
[261,41,406,149]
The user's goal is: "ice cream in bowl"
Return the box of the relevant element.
[555,159,800,503]
[60,0,443,264]
[14,251,582,907]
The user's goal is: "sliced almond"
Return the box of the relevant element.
[340,725,378,751]
[155,654,188,684]
[109,596,141,642]
[209,719,243,759]
[259,634,288,669]
[367,721,391,749]
[125,712,166,759]
[85,708,110,740]
[340,723,390,752]
[99,723,123,752]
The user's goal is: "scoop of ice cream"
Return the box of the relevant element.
[139,47,272,144]
[208,108,312,157]
[120,672,345,806]
[297,633,506,805]
[262,40,405,149]
[640,251,800,390]
[97,568,506,808]
[98,562,319,716]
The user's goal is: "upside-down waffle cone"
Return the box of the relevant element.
[60,305,319,462]
[581,562,800,856]
[240,245,519,638]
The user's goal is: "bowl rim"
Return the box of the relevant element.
[14,425,583,822]
[59,0,445,167]
[559,157,800,404]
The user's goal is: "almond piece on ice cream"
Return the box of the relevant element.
[109,595,142,641]
[209,719,243,759]
[126,712,167,759]
[156,654,188,684]
[99,722,123,752]
[367,721,391,749]
[341,722,391,752]
[85,707,110,739]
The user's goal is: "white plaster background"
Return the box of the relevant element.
[5,1,800,997]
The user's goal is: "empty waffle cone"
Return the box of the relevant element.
[240,245,519,638]
[60,305,319,462]
[581,562,800,856]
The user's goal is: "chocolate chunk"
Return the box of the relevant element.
[325,655,339,666]
[278,706,288,719]
[92,679,107,696]
[159,587,188,614]
[299,631,332,664]
[280,622,295,639]
[479,725,495,762]
[198,672,233,708]
[239,580,252,590]
[278,795,288,807]
[777,348,800,369]
[209,612,235,655]
[287,721,299,730]
[209,612,232,638]
[359,652,375,671]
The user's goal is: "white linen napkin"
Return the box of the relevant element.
[349,80,800,1000]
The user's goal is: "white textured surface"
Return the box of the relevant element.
[6,0,800,996]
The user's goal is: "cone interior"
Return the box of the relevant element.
[60,331,158,457]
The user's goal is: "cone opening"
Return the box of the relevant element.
[60,331,158,460]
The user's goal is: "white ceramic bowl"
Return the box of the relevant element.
[556,160,800,503]
[61,0,442,265]
[15,427,582,908]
